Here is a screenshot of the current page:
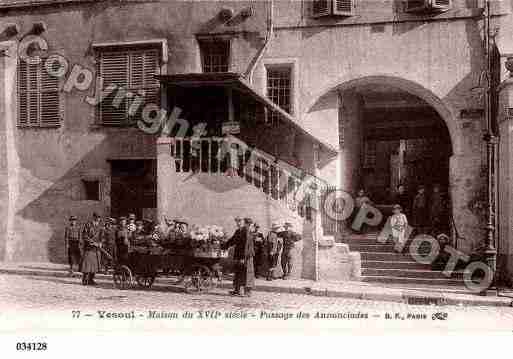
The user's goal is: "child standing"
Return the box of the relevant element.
[390,204,408,248]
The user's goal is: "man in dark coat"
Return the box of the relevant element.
[222,217,255,297]
[429,184,445,235]
[100,218,117,272]
[81,213,102,285]
[412,185,428,231]
[252,223,264,278]
[262,222,281,281]
[279,222,301,279]
[64,215,81,275]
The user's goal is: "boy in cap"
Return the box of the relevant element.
[64,215,81,275]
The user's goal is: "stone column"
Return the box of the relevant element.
[338,90,363,195]
[497,77,513,282]
[0,41,19,262]
[156,137,175,221]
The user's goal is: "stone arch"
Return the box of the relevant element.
[305,74,461,156]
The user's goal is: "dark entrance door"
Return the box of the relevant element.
[110,159,156,220]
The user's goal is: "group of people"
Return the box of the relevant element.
[64,212,301,294]
[353,184,448,249]
[64,212,155,285]
[354,184,447,232]
[221,216,301,297]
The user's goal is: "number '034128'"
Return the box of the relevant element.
[16,342,48,351]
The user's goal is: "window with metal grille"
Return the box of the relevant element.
[17,59,60,127]
[266,65,292,123]
[96,47,161,126]
[199,40,230,73]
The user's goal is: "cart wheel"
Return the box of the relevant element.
[184,265,213,293]
[136,275,155,289]
[113,265,133,289]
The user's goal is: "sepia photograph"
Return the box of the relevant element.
[1,0,513,354]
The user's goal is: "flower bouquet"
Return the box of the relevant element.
[191,225,229,258]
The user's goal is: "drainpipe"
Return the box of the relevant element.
[244,0,273,84]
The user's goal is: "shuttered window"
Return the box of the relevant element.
[97,48,160,125]
[17,59,60,127]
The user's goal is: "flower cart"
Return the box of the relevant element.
[109,222,229,293]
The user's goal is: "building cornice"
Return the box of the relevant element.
[0,0,103,11]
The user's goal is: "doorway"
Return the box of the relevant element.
[110,159,157,220]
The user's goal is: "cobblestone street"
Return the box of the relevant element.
[1,274,513,332]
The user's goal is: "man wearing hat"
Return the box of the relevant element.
[279,222,301,280]
[64,215,81,275]
[411,185,428,231]
[100,218,117,272]
[222,217,255,296]
[263,222,282,281]
[81,213,102,285]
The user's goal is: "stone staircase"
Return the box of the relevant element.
[343,232,465,286]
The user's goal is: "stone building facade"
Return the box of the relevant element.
[2,0,513,283]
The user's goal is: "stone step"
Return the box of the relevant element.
[360,252,417,261]
[362,268,463,279]
[363,260,433,270]
[361,275,465,286]
[348,244,396,252]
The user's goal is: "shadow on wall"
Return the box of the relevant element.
[14,136,111,263]
[14,129,156,264]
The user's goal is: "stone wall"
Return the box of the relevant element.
[0,1,267,262]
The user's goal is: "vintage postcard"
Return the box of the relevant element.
[1,0,513,353]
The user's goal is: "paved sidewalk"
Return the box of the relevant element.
[1,262,513,307]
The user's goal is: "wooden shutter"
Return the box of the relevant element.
[98,48,160,125]
[17,59,60,127]
[98,51,129,125]
[129,49,160,123]
[40,62,60,126]
[312,0,330,17]
[333,0,353,15]
[17,61,29,126]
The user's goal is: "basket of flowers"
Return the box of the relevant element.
[190,225,229,258]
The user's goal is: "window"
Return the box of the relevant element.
[17,58,60,127]
[82,180,101,201]
[96,46,161,125]
[199,39,230,73]
[266,65,292,123]
[311,0,355,17]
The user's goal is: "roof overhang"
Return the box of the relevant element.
[156,72,338,158]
